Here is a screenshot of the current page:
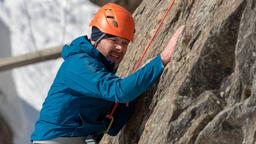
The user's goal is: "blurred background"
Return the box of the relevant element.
[0,0,141,144]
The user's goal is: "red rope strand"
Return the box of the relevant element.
[106,0,176,127]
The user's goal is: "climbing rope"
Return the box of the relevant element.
[105,0,176,133]
[132,0,176,72]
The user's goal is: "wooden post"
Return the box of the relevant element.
[0,46,63,72]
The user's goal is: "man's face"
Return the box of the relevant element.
[96,37,130,64]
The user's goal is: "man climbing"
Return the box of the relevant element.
[31,3,184,144]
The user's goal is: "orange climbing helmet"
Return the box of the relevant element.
[90,3,135,41]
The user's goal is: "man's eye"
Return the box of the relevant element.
[110,39,117,42]
[122,42,129,46]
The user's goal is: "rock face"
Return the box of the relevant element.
[101,0,256,143]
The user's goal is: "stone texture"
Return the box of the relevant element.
[101,0,256,143]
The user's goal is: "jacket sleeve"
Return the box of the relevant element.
[63,55,164,103]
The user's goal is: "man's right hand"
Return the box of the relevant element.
[160,25,185,66]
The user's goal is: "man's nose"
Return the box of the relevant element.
[115,44,124,52]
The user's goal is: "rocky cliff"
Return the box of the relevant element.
[102,0,256,143]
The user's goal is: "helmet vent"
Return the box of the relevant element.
[106,16,115,19]
[112,20,118,27]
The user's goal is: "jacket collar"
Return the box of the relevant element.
[61,35,116,72]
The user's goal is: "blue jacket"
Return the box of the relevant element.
[31,36,164,141]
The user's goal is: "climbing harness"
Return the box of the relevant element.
[105,0,176,134]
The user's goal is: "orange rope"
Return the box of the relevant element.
[132,0,176,72]
[105,0,176,132]
[106,102,119,119]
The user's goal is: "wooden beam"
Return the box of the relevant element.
[0,46,63,72]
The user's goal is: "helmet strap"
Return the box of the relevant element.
[94,33,106,47]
